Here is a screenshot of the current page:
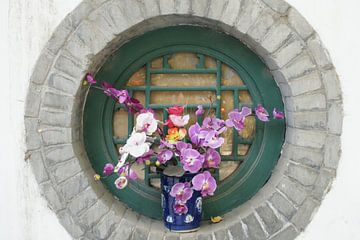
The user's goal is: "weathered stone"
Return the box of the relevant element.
[281,53,316,80]
[307,34,332,68]
[93,208,122,239]
[221,0,242,26]
[235,0,263,34]
[291,197,319,230]
[43,92,74,112]
[243,214,266,240]
[132,215,152,240]
[256,204,283,235]
[269,225,298,240]
[269,192,296,219]
[261,22,292,53]
[262,0,290,14]
[228,221,247,240]
[286,162,319,186]
[41,127,72,146]
[54,55,85,79]
[286,93,327,112]
[51,158,82,183]
[164,233,180,240]
[213,229,229,240]
[272,38,304,68]
[58,173,89,200]
[105,2,129,33]
[39,109,72,127]
[192,0,209,17]
[69,187,98,216]
[288,8,314,40]
[312,169,335,200]
[175,0,191,14]
[286,71,322,96]
[322,69,342,100]
[80,199,110,228]
[40,181,65,212]
[109,209,138,240]
[69,1,94,27]
[29,150,48,183]
[248,10,278,43]
[324,135,341,169]
[88,10,116,41]
[25,118,42,150]
[44,144,75,166]
[277,177,307,205]
[207,0,227,20]
[197,232,212,240]
[288,111,327,130]
[30,50,55,84]
[282,143,323,168]
[285,128,326,149]
[47,71,79,96]
[25,84,42,117]
[143,0,160,18]
[159,0,176,15]
[328,101,343,135]
[46,18,75,54]
[148,220,165,240]
[58,210,85,238]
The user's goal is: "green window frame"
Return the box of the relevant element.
[83,26,285,220]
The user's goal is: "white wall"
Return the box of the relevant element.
[0,0,359,239]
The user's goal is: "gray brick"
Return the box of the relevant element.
[58,210,85,238]
[148,231,165,240]
[41,127,72,146]
[25,84,42,117]
[243,214,266,240]
[256,204,283,235]
[43,92,74,112]
[282,143,323,168]
[235,0,263,34]
[51,158,82,183]
[307,34,332,68]
[45,144,75,166]
[39,110,72,127]
[40,181,65,212]
[25,118,42,150]
[277,177,307,205]
[261,22,292,53]
[46,18,75,54]
[88,10,116,41]
[291,197,319,230]
[175,0,191,14]
[164,233,180,240]
[328,101,343,135]
[322,69,342,100]
[248,10,278,43]
[132,215,152,240]
[105,2,129,34]
[269,192,296,219]
[324,135,341,169]
[69,1,94,27]
[213,229,229,240]
[312,169,335,200]
[207,0,227,20]
[288,8,314,40]
[272,38,304,68]
[281,53,316,80]
[228,221,247,240]
[148,220,165,240]
[288,111,327,130]
[54,55,85,79]
[221,0,242,26]
[80,199,111,228]
[159,0,176,15]
[285,128,326,149]
[286,93,327,112]
[197,232,212,240]
[30,51,55,85]
[286,71,322,96]
[29,151,48,183]
[286,162,319,186]
[93,208,122,239]
[269,225,298,240]
[109,210,138,240]
[143,0,160,18]
[192,0,209,17]
[262,0,290,14]
[47,72,79,96]
[59,172,89,200]
[69,187,98,216]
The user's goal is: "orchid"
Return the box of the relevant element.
[103,163,114,176]
[158,150,173,164]
[169,114,190,127]
[118,164,138,180]
[195,105,205,116]
[273,108,285,119]
[192,171,217,197]
[170,182,193,203]
[167,105,185,116]
[166,127,187,144]
[180,149,204,173]
[135,112,158,135]
[114,152,128,173]
[114,176,128,189]
[86,73,96,85]
[175,141,192,154]
[123,132,150,158]
[203,149,221,168]
[203,130,225,149]
[225,107,252,131]
[188,123,202,145]
[255,104,269,122]
[136,150,154,164]
[173,202,188,215]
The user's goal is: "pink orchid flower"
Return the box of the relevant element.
[192,171,217,197]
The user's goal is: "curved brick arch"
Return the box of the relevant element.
[25,0,342,239]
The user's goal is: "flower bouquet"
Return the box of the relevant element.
[86,73,284,232]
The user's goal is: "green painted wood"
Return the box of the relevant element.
[83,26,285,220]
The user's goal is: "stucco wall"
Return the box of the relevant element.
[0,0,359,239]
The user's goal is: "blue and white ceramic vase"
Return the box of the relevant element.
[160,172,202,232]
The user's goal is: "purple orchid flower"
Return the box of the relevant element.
[195,105,205,116]
[170,182,193,203]
[136,150,154,164]
[273,108,285,119]
[173,202,188,215]
[101,82,114,96]
[225,106,252,131]
[255,104,269,122]
[116,90,129,104]
[203,130,225,149]
[202,117,225,131]
[192,171,217,197]
[189,123,203,145]
[103,163,114,176]
[86,73,96,85]
[175,141,192,154]
[203,149,221,168]
[158,150,173,164]
[125,97,144,113]
[118,164,138,180]
[180,149,205,173]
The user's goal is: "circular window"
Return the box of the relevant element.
[83,26,285,220]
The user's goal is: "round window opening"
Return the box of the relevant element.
[83,26,285,220]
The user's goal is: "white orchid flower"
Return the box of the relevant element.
[135,112,158,135]
[123,132,150,158]
[169,114,190,127]
[114,152,129,173]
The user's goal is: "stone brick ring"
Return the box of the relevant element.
[25,0,342,239]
